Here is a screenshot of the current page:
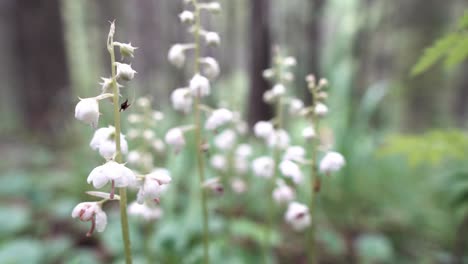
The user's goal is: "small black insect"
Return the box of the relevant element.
[120,99,131,112]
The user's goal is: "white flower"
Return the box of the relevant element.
[87,161,136,191]
[203,177,224,195]
[128,202,163,221]
[289,99,304,115]
[210,154,227,172]
[168,44,186,68]
[254,121,274,138]
[231,178,247,193]
[319,151,345,174]
[279,160,303,184]
[143,129,155,141]
[137,168,172,204]
[115,62,137,81]
[204,32,220,46]
[171,88,193,113]
[75,98,100,128]
[136,97,150,108]
[214,129,236,150]
[285,202,311,231]
[128,114,143,124]
[234,156,249,174]
[152,111,164,121]
[267,129,290,150]
[89,126,128,160]
[302,126,316,140]
[236,144,252,158]
[189,74,210,97]
[252,156,274,178]
[263,90,275,103]
[272,84,286,97]
[99,77,114,94]
[165,128,185,153]
[262,68,275,79]
[127,151,141,165]
[273,181,295,204]
[315,103,328,117]
[179,10,195,23]
[205,108,233,130]
[283,146,305,163]
[284,56,297,67]
[72,202,107,236]
[152,139,165,153]
[200,57,220,80]
[199,2,221,12]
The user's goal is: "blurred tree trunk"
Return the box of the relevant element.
[13,0,70,140]
[247,0,272,127]
[396,0,449,130]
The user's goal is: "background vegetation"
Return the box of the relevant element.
[0,0,468,263]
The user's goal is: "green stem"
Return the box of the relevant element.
[109,30,133,264]
[308,90,319,264]
[193,2,210,263]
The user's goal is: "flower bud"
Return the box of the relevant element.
[179,10,195,23]
[171,88,193,113]
[285,202,311,231]
[165,128,185,153]
[200,57,220,80]
[204,32,220,46]
[314,103,328,117]
[115,42,137,58]
[168,44,186,68]
[319,151,345,174]
[115,62,136,81]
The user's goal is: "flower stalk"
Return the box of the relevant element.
[193,1,210,263]
[108,22,133,264]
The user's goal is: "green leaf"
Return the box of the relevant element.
[229,219,280,246]
[411,33,458,76]
[457,10,468,30]
[0,205,31,237]
[444,34,468,68]
[0,239,44,264]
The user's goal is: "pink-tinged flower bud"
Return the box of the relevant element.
[273,180,295,204]
[252,156,274,178]
[279,160,303,184]
[71,202,107,236]
[285,202,311,231]
[137,168,172,204]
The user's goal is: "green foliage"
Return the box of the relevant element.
[379,130,468,166]
[412,10,468,75]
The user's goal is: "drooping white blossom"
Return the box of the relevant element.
[273,180,295,204]
[137,168,172,204]
[165,128,186,153]
[236,144,253,158]
[87,161,136,190]
[171,88,193,113]
[285,202,311,231]
[254,121,274,138]
[302,126,316,140]
[128,202,163,221]
[72,202,107,236]
[214,129,236,150]
[279,160,303,184]
[89,126,128,160]
[168,44,186,68]
[189,74,211,97]
[231,178,247,193]
[75,98,100,128]
[319,151,345,174]
[204,31,220,46]
[315,103,328,117]
[267,129,290,150]
[205,108,233,130]
[210,154,227,172]
[283,146,305,163]
[200,57,220,80]
[252,156,275,178]
[272,83,286,97]
[289,98,304,115]
[179,10,195,23]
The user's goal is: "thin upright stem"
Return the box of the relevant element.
[193,1,210,263]
[108,30,133,264]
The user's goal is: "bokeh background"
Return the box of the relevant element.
[1,0,468,263]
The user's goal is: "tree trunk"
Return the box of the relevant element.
[13,0,70,140]
[247,0,272,127]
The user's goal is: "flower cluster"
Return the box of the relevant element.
[72,22,171,237]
